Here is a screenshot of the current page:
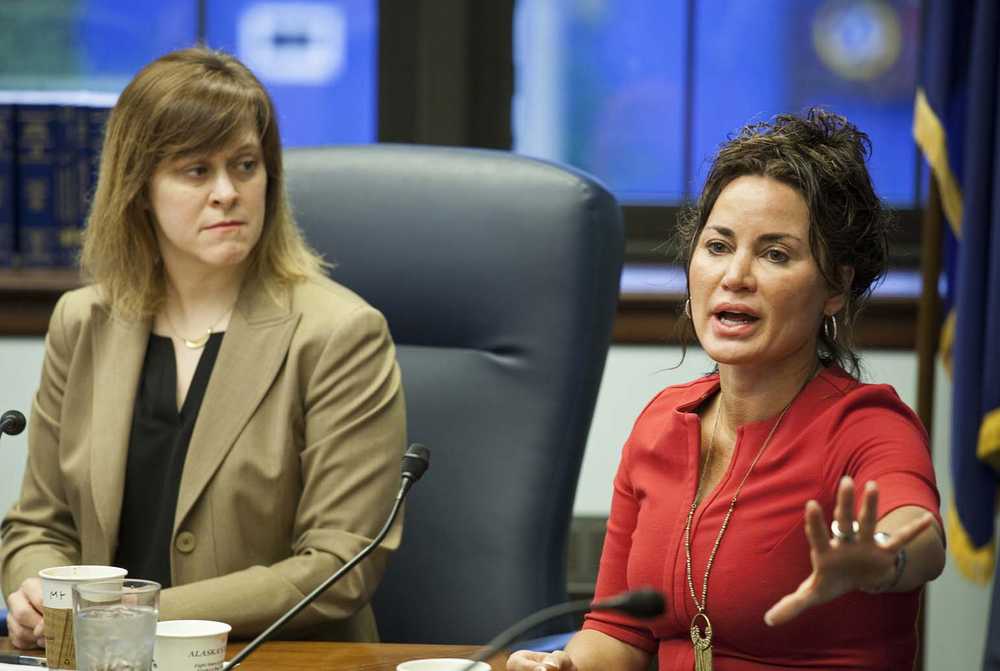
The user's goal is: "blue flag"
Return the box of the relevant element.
[914,0,1000,593]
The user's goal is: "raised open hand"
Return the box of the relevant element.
[763,476,933,627]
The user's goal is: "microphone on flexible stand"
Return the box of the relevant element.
[0,410,26,439]
[462,588,665,669]
[225,443,431,670]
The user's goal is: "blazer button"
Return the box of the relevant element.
[175,531,197,553]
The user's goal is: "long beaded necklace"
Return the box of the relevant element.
[683,368,816,671]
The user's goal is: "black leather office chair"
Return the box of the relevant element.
[284,145,624,644]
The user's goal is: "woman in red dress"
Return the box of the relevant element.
[508,109,945,671]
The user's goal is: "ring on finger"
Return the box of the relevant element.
[830,519,860,543]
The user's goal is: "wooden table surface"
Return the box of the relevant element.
[0,638,508,670]
[224,640,507,670]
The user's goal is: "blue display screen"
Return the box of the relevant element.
[514,0,921,206]
[3,0,378,147]
[205,0,377,147]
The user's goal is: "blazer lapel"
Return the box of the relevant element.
[173,281,298,532]
[90,306,150,558]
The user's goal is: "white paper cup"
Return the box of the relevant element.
[39,565,128,670]
[154,619,232,671]
[396,659,491,671]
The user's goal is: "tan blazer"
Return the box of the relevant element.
[0,276,406,640]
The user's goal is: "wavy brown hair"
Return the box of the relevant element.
[675,108,891,377]
[81,47,326,318]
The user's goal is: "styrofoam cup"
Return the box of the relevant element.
[397,659,491,671]
[153,619,231,671]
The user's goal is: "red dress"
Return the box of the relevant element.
[582,366,941,670]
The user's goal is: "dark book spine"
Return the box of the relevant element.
[82,106,109,229]
[16,104,59,267]
[0,104,14,267]
[55,105,86,267]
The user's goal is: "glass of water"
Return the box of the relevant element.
[72,578,160,671]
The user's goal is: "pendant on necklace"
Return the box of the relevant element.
[690,612,713,671]
[182,331,211,349]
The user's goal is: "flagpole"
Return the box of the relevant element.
[910,174,943,671]
[915,178,943,435]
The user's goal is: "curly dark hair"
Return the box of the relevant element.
[675,108,891,378]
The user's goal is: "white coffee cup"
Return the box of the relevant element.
[38,565,128,670]
[153,619,232,671]
[396,659,491,671]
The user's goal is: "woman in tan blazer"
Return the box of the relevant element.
[1,47,405,647]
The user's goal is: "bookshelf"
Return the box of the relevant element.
[0,266,920,348]
[0,268,80,335]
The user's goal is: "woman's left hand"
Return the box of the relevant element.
[763,476,934,626]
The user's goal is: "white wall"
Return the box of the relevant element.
[0,336,44,526]
[0,338,993,668]
[577,344,993,671]
[0,337,45,610]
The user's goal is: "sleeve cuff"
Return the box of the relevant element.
[581,615,658,655]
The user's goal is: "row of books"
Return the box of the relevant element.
[0,92,117,268]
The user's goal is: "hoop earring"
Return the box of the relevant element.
[684,297,692,319]
[823,314,838,341]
